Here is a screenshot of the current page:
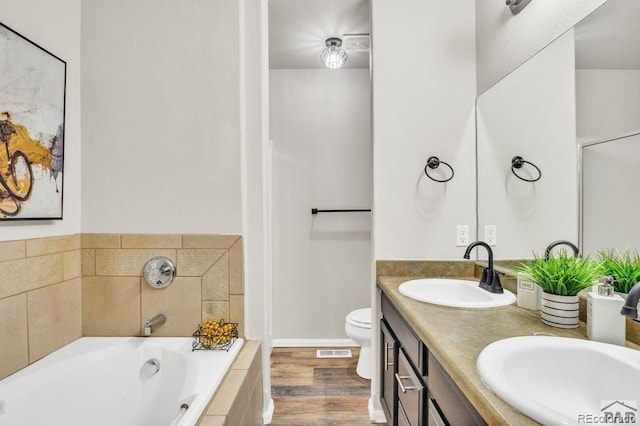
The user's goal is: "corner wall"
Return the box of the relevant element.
[80,0,243,234]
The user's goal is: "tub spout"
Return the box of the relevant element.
[144,314,166,336]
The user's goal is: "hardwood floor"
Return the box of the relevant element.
[270,347,375,425]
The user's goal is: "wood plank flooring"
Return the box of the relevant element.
[270,347,375,425]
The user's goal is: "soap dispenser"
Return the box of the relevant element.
[587,276,626,345]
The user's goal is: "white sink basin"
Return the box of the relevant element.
[477,336,640,425]
[398,278,515,308]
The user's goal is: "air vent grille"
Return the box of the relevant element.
[316,349,353,358]
[342,34,370,52]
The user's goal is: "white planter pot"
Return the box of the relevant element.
[540,292,579,329]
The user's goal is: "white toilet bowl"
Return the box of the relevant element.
[345,308,372,379]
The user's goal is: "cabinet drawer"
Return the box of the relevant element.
[428,355,486,426]
[382,294,427,375]
[396,349,426,425]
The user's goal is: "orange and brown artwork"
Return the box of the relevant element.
[0,22,66,219]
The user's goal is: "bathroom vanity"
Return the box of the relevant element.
[376,266,610,425]
[381,292,484,425]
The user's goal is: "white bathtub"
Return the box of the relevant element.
[0,337,244,426]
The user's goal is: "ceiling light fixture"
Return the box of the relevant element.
[321,37,348,69]
[506,0,533,15]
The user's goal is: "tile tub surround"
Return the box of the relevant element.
[82,233,245,338]
[0,233,245,381]
[199,340,263,426]
[0,235,82,380]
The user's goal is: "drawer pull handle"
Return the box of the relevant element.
[395,373,422,393]
[385,343,393,370]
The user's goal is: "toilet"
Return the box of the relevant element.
[345,308,372,379]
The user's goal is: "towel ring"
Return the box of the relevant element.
[511,156,541,182]
[424,156,454,183]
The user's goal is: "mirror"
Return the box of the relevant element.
[476,0,640,259]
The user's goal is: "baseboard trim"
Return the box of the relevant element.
[263,398,274,424]
[369,398,387,423]
[272,338,356,347]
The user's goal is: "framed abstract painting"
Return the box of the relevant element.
[0,22,66,220]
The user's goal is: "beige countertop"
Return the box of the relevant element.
[378,275,596,425]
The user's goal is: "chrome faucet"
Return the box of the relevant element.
[620,282,640,322]
[144,314,166,336]
[463,241,504,294]
[544,240,580,260]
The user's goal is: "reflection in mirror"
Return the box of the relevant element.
[476,30,577,259]
[477,0,640,260]
[578,0,640,255]
[581,132,640,255]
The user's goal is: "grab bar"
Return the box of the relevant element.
[311,208,371,215]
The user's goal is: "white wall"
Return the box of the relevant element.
[81,0,242,234]
[476,0,606,94]
[372,0,477,260]
[270,69,371,339]
[576,69,640,141]
[476,31,577,259]
[0,0,81,241]
[582,133,640,255]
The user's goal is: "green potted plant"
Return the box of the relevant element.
[518,251,601,328]
[597,249,640,295]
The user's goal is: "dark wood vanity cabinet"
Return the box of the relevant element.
[380,292,486,426]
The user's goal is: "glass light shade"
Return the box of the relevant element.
[321,37,348,69]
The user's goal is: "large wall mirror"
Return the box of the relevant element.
[476,0,640,260]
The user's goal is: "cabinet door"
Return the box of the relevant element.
[380,319,397,424]
[396,349,426,425]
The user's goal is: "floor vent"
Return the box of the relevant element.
[316,349,352,359]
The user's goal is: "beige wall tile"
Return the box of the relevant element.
[0,254,64,299]
[226,368,251,426]
[229,239,244,295]
[0,240,26,262]
[177,250,226,277]
[63,250,82,280]
[81,233,121,248]
[198,416,227,426]
[232,340,261,371]
[141,277,201,336]
[121,234,182,249]
[0,294,28,380]
[82,277,141,336]
[95,249,175,276]
[202,301,229,324]
[230,295,244,337]
[81,249,96,276]
[206,369,247,416]
[28,279,82,362]
[26,235,80,257]
[240,373,263,426]
[182,235,240,249]
[202,253,229,301]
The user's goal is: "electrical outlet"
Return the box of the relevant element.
[456,225,469,246]
[485,225,497,246]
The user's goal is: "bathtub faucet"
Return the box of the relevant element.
[144,314,166,336]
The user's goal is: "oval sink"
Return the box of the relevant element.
[398,278,516,309]
[477,336,640,425]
